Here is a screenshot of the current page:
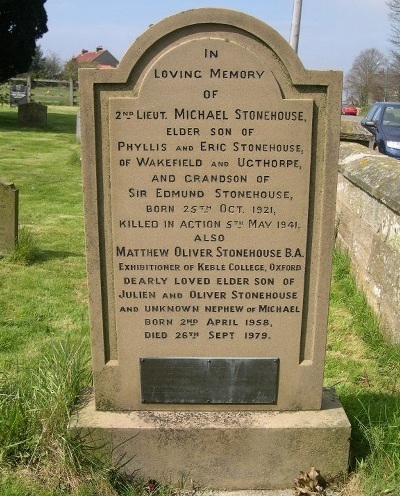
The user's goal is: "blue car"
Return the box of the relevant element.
[361,102,400,158]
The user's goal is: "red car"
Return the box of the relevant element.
[342,104,357,116]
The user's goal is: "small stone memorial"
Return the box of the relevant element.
[0,180,18,254]
[10,84,28,106]
[18,102,47,128]
[74,8,350,489]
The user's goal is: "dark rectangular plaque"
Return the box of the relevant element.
[140,357,279,404]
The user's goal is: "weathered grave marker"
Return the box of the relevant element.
[0,180,18,254]
[18,102,47,128]
[74,8,350,489]
[10,83,28,106]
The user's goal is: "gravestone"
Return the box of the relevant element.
[0,180,18,254]
[76,109,81,141]
[18,102,47,128]
[10,84,28,106]
[73,8,350,490]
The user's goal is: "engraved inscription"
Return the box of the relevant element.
[109,38,312,358]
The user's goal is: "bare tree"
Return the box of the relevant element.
[387,52,400,100]
[40,52,64,79]
[387,0,400,100]
[28,47,64,79]
[344,48,387,106]
[387,0,400,49]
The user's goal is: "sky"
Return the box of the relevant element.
[40,0,390,76]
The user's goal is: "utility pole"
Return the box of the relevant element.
[289,0,303,53]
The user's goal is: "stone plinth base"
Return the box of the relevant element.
[70,388,350,490]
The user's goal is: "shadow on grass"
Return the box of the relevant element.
[1,225,84,265]
[339,390,400,468]
[35,249,85,262]
[0,109,19,130]
[1,249,84,265]
[0,108,77,134]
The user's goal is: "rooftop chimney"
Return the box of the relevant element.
[82,49,88,54]
[96,45,103,52]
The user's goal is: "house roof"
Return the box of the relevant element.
[75,49,103,64]
[74,47,119,68]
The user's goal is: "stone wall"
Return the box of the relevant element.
[336,141,400,343]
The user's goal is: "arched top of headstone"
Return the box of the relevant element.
[80,8,340,92]
[121,8,304,78]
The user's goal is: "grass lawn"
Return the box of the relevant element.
[0,105,399,495]
[0,106,86,362]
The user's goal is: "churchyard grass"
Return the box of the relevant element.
[0,105,399,495]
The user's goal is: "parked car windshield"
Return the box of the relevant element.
[382,107,400,126]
